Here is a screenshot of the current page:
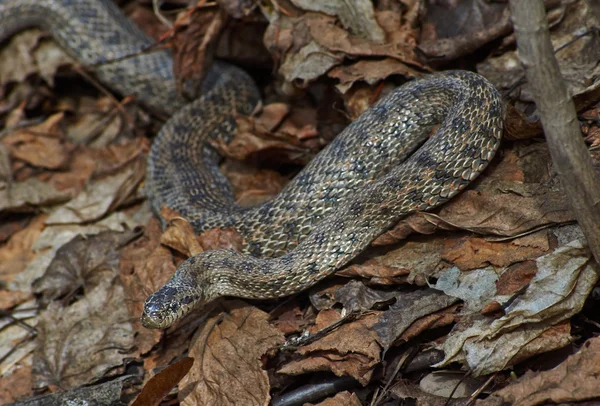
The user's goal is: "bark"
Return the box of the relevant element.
[509,0,600,262]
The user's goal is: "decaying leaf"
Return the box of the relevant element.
[132,357,194,406]
[119,219,176,354]
[33,279,135,390]
[278,309,381,385]
[180,301,284,406]
[32,228,142,305]
[313,390,362,406]
[0,29,73,87]
[45,156,145,225]
[435,240,598,375]
[0,215,47,284]
[479,336,600,406]
[2,113,71,170]
[479,0,600,118]
[377,142,574,244]
[0,177,74,213]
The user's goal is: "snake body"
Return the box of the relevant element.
[1,0,504,329]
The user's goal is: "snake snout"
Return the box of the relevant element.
[141,282,203,329]
[141,298,170,329]
[140,285,181,329]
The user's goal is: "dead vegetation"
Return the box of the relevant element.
[1,0,600,405]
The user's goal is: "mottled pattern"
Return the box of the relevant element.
[0,0,504,330]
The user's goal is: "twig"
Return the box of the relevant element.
[509,0,600,263]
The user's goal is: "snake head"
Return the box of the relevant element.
[141,257,206,329]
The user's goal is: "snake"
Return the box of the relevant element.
[0,0,504,329]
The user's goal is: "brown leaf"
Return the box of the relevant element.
[221,160,287,207]
[212,108,317,166]
[3,113,71,169]
[0,365,32,404]
[0,214,47,283]
[278,309,380,385]
[419,3,511,62]
[0,177,74,213]
[33,279,135,391]
[390,379,449,406]
[160,218,203,257]
[479,336,600,406]
[304,13,419,66]
[270,303,310,335]
[32,228,142,305]
[328,58,420,93]
[372,290,459,350]
[119,219,176,354]
[478,0,599,120]
[378,143,574,243]
[494,260,538,296]
[435,240,598,375]
[171,7,227,98]
[342,236,446,286]
[0,30,73,88]
[398,304,460,343]
[312,390,362,406]
[198,227,244,252]
[132,357,194,406]
[45,156,145,224]
[292,0,385,43]
[441,233,550,270]
[179,301,284,406]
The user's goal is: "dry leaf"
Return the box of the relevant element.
[479,336,600,406]
[0,365,32,404]
[33,279,135,390]
[45,157,145,224]
[0,30,73,87]
[3,113,71,169]
[132,357,194,406]
[119,219,176,354]
[278,309,380,385]
[32,228,142,305]
[0,215,47,283]
[0,177,74,213]
[435,240,598,375]
[312,390,362,406]
[180,301,284,406]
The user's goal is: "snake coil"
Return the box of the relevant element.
[0,0,504,329]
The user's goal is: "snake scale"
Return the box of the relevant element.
[1,0,504,329]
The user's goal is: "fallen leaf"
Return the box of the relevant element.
[119,219,176,354]
[132,357,194,406]
[278,309,380,385]
[160,218,203,257]
[0,215,47,284]
[0,177,74,213]
[180,301,284,406]
[312,390,362,406]
[0,30,73,87]
[372,290,459,351]
[32,279,135,391]
[479,336,600,406]
[3,113,71,169]
[420,371,487,398]
[441,233,551,270]
[0,365,32,404]
[435,240,598,375]
[45,157,145,224]
[32,228,142,305]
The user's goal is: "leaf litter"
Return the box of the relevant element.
[0,0,599,405]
